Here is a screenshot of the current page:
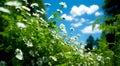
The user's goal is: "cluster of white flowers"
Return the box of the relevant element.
[68,41,111,65]
[36,9,46,15]
[97,55,102,61]
[33,13,39,17]
[78,48,84,55]
[5,1,21,8]
[2,1,112,65]
[0,7,10,13]
[16,22,26,28]
[60,23,67,33]
[15,48,23,60]
[40,8,46,14]
[40,17,46,23]
[51,30,61,39]
[47,2,67,20]
[70,36,78,41]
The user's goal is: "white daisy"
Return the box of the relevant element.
[26,40,33,47]
[15,48,23,60]
[30,3,39,8]
[70,27,74,31]
[59,2,67,8]
[0,7,10,13]
[60,23,65,29]
[22,6,30,11]
[16,22,26,28]
[57,9,63,13]
[50,56,57,61]
[60,23,67,33]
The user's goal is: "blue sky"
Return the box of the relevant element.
[43,0,104,43]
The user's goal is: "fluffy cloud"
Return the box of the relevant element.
[95,11,103,16]
[71,22,82,27]
[81,24,101,34]
[71,18,88,27]
[61,14,73,21]
[70,5,87,17]
[70,4,99,17]
[86,5,99,15]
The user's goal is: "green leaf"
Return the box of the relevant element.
[92,18,100,31]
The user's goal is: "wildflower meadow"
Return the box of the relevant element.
[0,0,119,66]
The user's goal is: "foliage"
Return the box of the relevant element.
[102,0,120,16]
[0,0,112,66]
[94,0,120,66]
[85,35,94,50]
[85,35,100,51]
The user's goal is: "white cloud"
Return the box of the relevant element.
[81,24,101,34]
[95,11,103,16]
[71,22,82,27]
[86,5,99,15]
[71,18,88,28]
[89,20,95,24]
[70,5,87,17]
[70,4,99,17]
[61,14,73,21]
[74,18,79,22]
[80,18,89,23]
